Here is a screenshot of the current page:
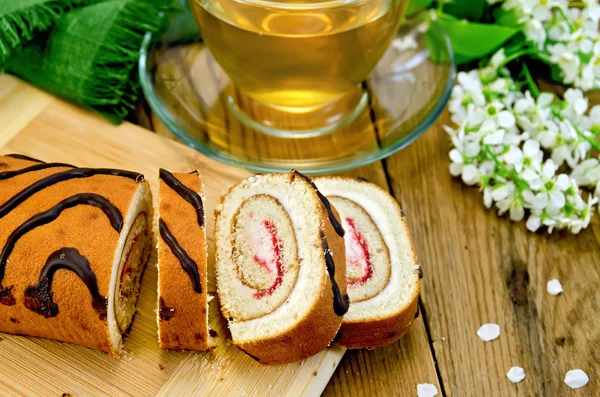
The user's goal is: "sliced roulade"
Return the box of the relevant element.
[0,154,152,356]
[314,176,421,349]
[214,171,349,364]
[157,169,214,351]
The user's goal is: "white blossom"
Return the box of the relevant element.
[498,0,600,90]
[446,63,599,234]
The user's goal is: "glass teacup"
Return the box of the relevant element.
[191,0,408,137]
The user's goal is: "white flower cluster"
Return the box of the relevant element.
[447,50,600,233]
[494,0,600,90]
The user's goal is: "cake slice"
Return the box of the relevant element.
[314,176,420,349]
[157,169,214,351]
[0,154,152,356]
[214,171,349,364]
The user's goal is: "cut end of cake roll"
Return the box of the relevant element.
[0,154,153,357]
[215,171,348,364]
[314,177,420,349]
[157,169,214,351]
[107,180,153,355]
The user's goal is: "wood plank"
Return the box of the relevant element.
[384,110,600,396]
[0,95,344,396]
[0,75,53,148]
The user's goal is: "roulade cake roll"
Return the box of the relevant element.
[157,169,214,351]
[0,154,152,356]
[314,177,421,349]
[214,171,349,364]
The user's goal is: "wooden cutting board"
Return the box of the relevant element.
[0,75,345,397]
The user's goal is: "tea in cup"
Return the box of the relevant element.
[191,0,408,136]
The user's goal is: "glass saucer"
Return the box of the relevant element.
[139,13,455,174]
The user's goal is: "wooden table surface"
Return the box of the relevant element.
[2,69,598,395]
[142,84,600,396]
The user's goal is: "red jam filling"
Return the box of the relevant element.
[253,220,284,299]
[344,217,373,286]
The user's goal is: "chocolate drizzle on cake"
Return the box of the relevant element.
[24,248,108,319]
[416,265,423,279]
[159,169,204,227]
[0,167,142,218]
[159,219,202,294]
[0,193,123,303]
[159,297,175,321]
[291,170,345,238]
[4,154,45,163]
[292,170,348,315]
[0,162,75,180]
[0,286,15,306]
[320,231,350,316]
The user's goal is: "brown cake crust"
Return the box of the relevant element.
[0,155,150,355]
[215,172,347,365]
[336,289,419,349]
[157,171,214,351]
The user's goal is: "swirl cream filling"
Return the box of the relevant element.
[329,196,390,303]
[230,194,299,321]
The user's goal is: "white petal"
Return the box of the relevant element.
[550,190,566,208]
[529,178,544,191]
[477,323,500,342]
[574,98,588,115]
[571,223,584,234]
[535,192,550,206]
[461,164,480,186]
[522,189,535,203]
[510,206,525,222]
[521,168,539,182]
[483,129,505,145]
[483,188,493,208]
[490,48,506,68]
[503,146,523,165]
[589,105,600,123]
[450,163,463,176]
[449,148,463,164]
[506,367,526,383]
[492,185,509,201]
[469,108,486,126]
[580,39,594,53]
[523,139,541,157]
[538,93,554,108]
[417,383,439,397]
[555,174,571,191]
[564,369,590,389]
[542,160,558,179]
[547,279,563,295]
[497,110,516,128]
[526,215,541,232]
[465,141,481,157]
[514,98,532,114]
[538,131,557,148]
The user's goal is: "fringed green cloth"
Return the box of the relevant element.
[0,0,178,123]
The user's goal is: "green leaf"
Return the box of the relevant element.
[438,18,520,64]
[442,0,486,21]
[424,21,451,64]
[406,0,434,17]
[493,6,521,27]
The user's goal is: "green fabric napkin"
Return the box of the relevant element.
[1,0,178,123]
